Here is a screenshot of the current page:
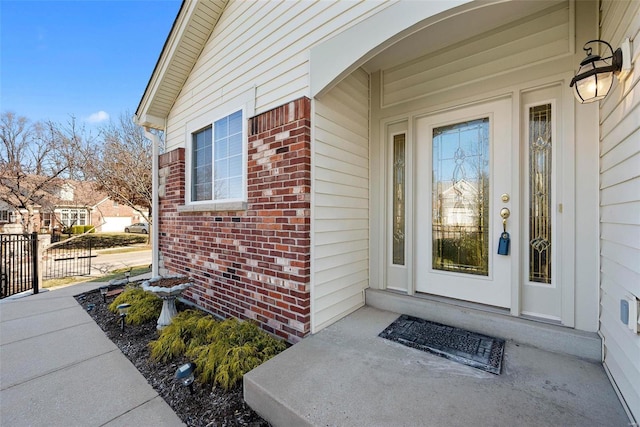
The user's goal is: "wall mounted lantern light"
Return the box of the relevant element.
[570,39,631,103]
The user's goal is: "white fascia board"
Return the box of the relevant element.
[310,0,474,98]
[136,0,199,121]
[134,113,166,130]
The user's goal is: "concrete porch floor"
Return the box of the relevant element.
[244,306,630,427]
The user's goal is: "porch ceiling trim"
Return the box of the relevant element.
[135,0,228,129]
[310,0,517,98]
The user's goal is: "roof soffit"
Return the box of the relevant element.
[136,0,228,128]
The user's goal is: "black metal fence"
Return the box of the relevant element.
[43,237,93,279]
[1,233,39,299]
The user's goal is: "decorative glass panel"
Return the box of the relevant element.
[392,134,406,265]
[432,118,489,276]
[528,104,552,284]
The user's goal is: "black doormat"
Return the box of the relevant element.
[379,314,505,375]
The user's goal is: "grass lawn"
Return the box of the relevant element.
[97,265,152,282]
[41,265,152,289]
[56,232,149,249]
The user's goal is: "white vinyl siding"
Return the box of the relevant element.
[381,1,572,108]
[164,0,389,151]
[313,68,369,332]
[599,0,640,420]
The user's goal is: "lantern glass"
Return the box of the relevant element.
[117,303,131,316]
[573,58,614,103]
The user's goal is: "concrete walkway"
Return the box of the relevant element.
[2,282,632,427]
[0,282,184,427]
[245,306,631,427]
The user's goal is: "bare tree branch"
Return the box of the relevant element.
[80,111,156,223]
[0,111,79,232]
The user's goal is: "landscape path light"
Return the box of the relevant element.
[99,286,108,303]
[117,303,131,331]
[175,362,196,394]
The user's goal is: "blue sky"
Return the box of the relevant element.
[1,0,181,128]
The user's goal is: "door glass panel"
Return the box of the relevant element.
[392,134,406,265]
[432,118,489,276]
[528,104,552,284]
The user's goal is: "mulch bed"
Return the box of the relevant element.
[75,286,269,427]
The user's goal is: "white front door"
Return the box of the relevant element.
[414,98,513,308]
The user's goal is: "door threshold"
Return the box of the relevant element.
[414,292,565,327]
[520,312,563,326]
[412,290,511,317]
[366,288,601,361]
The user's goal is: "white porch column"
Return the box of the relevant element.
[143,127,160,278]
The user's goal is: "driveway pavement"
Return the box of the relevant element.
[90,250,152,276]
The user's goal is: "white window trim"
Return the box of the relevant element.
[55,208,88,227]
[183,87,255,211]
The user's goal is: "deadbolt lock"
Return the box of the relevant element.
[500,208,511,219]
[501,193,510,203]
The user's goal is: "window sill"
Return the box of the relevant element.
[177,201,248,213]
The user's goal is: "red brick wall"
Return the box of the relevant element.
[157,97,311,343]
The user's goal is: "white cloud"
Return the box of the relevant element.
[86,111,110,123]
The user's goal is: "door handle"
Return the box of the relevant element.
[498,207,511,255]
[500,208,510,233]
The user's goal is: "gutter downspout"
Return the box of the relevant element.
[144,127,160,278]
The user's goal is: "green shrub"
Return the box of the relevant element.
[108,287,162,325]
[149,310,217,363]
[186,318,287,390]
[148,313,287,390]
[83,225,95,233]
[71,225,84,234]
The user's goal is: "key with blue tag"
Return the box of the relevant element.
[497,217,510,255]
[497,231,510,255]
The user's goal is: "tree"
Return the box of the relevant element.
[81,111,157,224]
[0,111,77,232]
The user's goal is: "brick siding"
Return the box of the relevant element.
[157,97,311,343]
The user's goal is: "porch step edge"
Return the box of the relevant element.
[244,370,314,427]
[365,289,602,362]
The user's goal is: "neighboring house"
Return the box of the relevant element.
[135,0,639,419]
[0,200,21,232]
[92,198,148,233]
[0,200,42,234]
[0,201,15,226]
[39,182,148,233]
